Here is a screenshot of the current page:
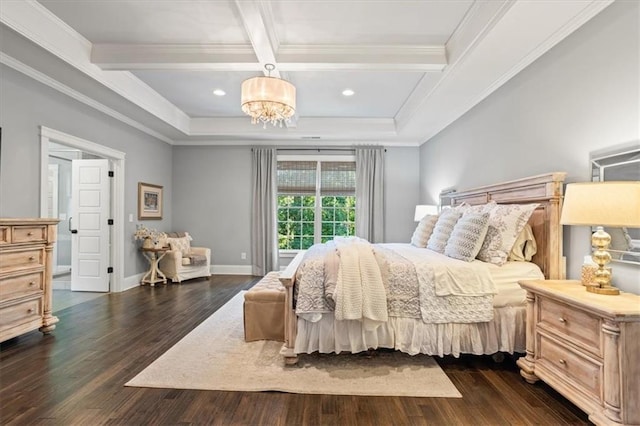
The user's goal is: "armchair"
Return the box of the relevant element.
[158,232,211,283]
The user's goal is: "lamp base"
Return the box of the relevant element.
[586,285,620,295]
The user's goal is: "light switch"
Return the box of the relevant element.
[129,214,133,222]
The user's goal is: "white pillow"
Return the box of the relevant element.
[445,213,490,262]
[509,224,537,261]
[168,236,191,256]
[410,214,439,248]
[426,209,463,253]
[477,203,539,266]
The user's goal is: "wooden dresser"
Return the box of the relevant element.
[517,280,640,426]
[0,218,60,342]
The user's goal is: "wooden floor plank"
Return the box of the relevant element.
[0,275,591,425]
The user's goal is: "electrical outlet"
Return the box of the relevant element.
[241,252,247,260]
[129,214,133,223]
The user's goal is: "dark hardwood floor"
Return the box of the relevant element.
[1,275,590,425]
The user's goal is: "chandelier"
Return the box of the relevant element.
[241,64,296,128]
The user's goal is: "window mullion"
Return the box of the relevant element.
[314,161,321,244]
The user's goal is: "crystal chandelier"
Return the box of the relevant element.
[241,64,296,128]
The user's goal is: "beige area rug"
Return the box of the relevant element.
[126,292,462,397]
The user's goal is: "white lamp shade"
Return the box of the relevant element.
[414,205,438,221]
[241,76,296,113]
[560,181,640,227]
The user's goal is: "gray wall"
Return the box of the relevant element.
[0,64,173,278]
[418,1,639,293]
[171,146,421,268]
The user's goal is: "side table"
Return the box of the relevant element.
[140,247,168,286]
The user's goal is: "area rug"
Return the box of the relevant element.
[125,292,461,397]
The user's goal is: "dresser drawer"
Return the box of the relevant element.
[0,271,44,301]
[0,248,45,274]
[12,225,47,243]
[538,296,601,355]
[0,297,43,332]
[538,334,603,402]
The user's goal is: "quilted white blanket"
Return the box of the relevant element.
[294,242,497,324]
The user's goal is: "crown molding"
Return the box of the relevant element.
[172,139,421,148]
[0,0,190,135]
[1,53,175,145]
[394,0,512,133]
[189,117,397,139]
[396,0,614,145]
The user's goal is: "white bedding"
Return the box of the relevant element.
[292,245,544,357]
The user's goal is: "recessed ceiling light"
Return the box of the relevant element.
[213,89,226,96]
[342,89,355,97]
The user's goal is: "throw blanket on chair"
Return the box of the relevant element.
[187,253,207,266]
[333,237,388,331]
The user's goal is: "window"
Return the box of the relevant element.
[277,158,356,250]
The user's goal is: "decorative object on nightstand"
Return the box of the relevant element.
[516,280,640,426]
[580,255,598,287]
[560,181,640,295]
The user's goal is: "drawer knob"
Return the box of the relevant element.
[558,317,566,323]
[27,308,34,313]
[27,232,33,236]
[29,256,35,261]
[29,281,35,286]
[559,359,566,365]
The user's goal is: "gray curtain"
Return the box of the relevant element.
[251,148,278,275]
[355,147,385,243]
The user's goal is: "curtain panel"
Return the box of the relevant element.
[355,147,385,243]
[251,148,279,275]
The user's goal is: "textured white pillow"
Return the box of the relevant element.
[168,236,191,256]
[410,214,439,248]
[426,209,463,253]
[509,224,537,261]
[477,203,539,265]
[444,213,490,262]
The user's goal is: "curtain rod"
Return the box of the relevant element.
[250,147,387,152]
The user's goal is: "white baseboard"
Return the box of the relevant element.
[120,267,251,292]
[121,273,144,292]
[211,265,253,275]
[52,280,70,290]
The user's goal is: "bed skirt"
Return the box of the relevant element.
[294,306,526,358]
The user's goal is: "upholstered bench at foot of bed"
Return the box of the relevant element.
[243,271,285,342]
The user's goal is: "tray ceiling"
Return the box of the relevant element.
[0,0,613,146]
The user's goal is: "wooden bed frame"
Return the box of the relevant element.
[279,172,567,364]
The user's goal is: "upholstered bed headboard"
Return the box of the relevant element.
[446,172,567,280]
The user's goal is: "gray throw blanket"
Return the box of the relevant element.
[187,254,207,266]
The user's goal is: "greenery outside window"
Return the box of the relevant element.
[277,158,356,250]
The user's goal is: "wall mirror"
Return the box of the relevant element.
[591,143,640,264]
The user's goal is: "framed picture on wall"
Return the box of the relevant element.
[138,182,163,220]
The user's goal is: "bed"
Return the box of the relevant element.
[279,172,567,365]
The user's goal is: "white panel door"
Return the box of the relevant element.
[71,159,110,292]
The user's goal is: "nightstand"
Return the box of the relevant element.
[517,280,640,426]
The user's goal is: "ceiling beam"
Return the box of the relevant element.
[91,44,259,71]
[90,43,446,72]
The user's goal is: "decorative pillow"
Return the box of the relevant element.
[444,213,490,262]
[168,236,191,256]
[509,224,537,261]
[426,209,463,253]
[410,214,439,248]
[477,203,539,266]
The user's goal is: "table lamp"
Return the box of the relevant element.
[414,205,438,221]
[560,181,640,295]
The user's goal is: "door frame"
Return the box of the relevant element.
[39,126,126,293]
